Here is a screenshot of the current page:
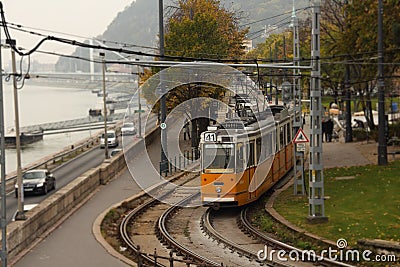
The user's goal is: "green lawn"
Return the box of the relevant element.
[274,161,400,247]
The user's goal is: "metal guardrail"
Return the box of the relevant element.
[159,147,200,177]
[4,111,156,190]
[5,135,101,184]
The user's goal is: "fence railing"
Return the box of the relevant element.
[135,246,223,267]
[5,135,102,184]
[159,147,200,177]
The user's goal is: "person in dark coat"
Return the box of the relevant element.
[322,118,326,142]
[325,118,334,142]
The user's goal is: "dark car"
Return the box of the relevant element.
[15,169,56,197]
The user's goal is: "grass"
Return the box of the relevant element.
[273,161,400,247]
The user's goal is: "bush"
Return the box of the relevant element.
[352,128,373,141]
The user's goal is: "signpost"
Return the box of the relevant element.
[293,128,309,144]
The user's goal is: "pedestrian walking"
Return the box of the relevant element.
[322,118,326,142]
[326,118,334,142]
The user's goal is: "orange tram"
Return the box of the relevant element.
[200,104,294,209]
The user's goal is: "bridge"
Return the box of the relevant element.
[17,113,126,135]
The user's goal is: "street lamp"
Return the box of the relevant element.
[377,0,387,165]
[100,52,109,159]
[159,0,168,172]
[7,39,25,221]
[135,59,142,138]
[0,30,8,267]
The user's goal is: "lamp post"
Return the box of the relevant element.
[7,39,25,221]
[159,0,168,172]
[100,52,109,159]
[0,28,8,267]
[136,59,142,138]
[377,0,387,165]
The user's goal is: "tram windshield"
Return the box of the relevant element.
[203,144,235,173]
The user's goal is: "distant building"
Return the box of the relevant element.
[243,39,253,53]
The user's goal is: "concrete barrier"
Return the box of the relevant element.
[4,125,160,261]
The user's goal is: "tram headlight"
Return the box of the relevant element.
[216,187,222,193]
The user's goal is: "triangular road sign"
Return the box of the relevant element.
[293,128,309,143]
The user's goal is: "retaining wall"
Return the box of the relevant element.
[5,126,160,261]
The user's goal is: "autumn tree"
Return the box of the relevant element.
[161,0,248,147]
[320,0,400,129]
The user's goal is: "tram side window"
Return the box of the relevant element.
[286,123,291,144]
[248,142,255,167]
[256,138,261,163]
[280,126,284,149]
[236,143,244,172]
[267,132,273,156]
[203,144,235,172]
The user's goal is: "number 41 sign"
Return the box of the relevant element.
[204,132,216,142]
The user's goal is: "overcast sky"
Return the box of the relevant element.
[1,0,134,64]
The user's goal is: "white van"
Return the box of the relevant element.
[100,130,119,148]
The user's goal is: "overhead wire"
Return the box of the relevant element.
[1,2,399,74]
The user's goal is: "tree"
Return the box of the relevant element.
[165,0,248,60]
[147,0,248,147]
[320,0,400,129]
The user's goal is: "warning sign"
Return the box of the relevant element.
[293,128,309,143]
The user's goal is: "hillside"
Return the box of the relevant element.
[55,0,308,72]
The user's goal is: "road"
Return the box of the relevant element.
[4,144,106,223]
[12,116,164,266]
[4,113,156,223]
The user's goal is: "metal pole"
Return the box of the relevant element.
[137,61,142,138]
[9,41,25,220]
[100,52,109,159]
[274,44,278,105]
[159,0,168,171]
[377,0,387,165]
[345,63,352,142]
[308,1,327,222]
[292,1,305,195]
[0,25,8,266]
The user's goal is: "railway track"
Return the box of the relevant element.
[200,206,357,267]
[238,207,355,267]
[118,172,354,266]
[119,172,223,266]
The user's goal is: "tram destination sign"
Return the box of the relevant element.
[204,132,216,142]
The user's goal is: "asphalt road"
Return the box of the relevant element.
[13,118,163,266]
[4,143,106,223]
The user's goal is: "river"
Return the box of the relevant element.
[2,82,110,174]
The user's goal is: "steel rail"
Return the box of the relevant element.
[240,207,355,267]
[157,192,222,267]
[201,208,288,267]
[119,197,166,267]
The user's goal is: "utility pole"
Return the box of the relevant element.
[308,1,327,222]
[377,0,387,165]
[343,0,352,143]
[9,39,25,221]
[0,25,8,267]
[159,0,168,172]
[274,44,278,105]
[345,63,352,142]
[292,1,305,195]
[100,52,109,159]
[137,61,142,138]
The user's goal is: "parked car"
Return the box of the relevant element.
[15,169,56,197]
[100,130,119,148]
[110,148,122,157]
[121,122,137,136]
